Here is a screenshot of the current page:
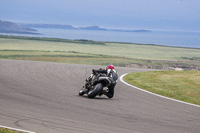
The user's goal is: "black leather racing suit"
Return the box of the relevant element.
[92,69,118,98]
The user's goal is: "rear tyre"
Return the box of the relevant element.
[88,83,103,98]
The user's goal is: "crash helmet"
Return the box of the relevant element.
[106,64,115,70]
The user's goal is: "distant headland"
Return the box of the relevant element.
[24,23,152,33]
[0,20,40,35]
[0,20,151,35]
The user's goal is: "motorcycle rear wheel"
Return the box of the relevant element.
[88,83,103,98]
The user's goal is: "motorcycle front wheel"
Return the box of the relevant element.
[88,83,103,98]
[79,89,85,96]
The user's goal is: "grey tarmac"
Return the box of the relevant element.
[0,59,200,133]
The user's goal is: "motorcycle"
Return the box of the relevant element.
[79,72,112,98]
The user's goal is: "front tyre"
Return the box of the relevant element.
[88,83,103,98]
[79,90,85,96]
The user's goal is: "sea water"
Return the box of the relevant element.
[1,28,200,48]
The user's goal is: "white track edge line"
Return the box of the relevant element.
[120,73,200,108]
[0,125,36,133]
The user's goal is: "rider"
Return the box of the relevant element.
[92,64,118,98]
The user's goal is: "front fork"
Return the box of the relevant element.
[82,74,100,94]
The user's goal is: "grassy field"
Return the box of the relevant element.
[0,35,200,69]
[1,36,200,60]
[124,71,200,105]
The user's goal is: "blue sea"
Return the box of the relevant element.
[1,28,200,48]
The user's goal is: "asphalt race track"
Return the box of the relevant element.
[0,59,200,133]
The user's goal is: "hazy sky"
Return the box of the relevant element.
[0,0,200,31]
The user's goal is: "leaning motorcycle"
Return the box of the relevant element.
[79,73,111,98]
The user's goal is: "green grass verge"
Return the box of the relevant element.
[0,128,23,133]
[124,71,200,105]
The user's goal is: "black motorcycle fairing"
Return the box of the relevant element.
[98,76,111,87]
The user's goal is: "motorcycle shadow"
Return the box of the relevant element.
[78,95,110,100]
